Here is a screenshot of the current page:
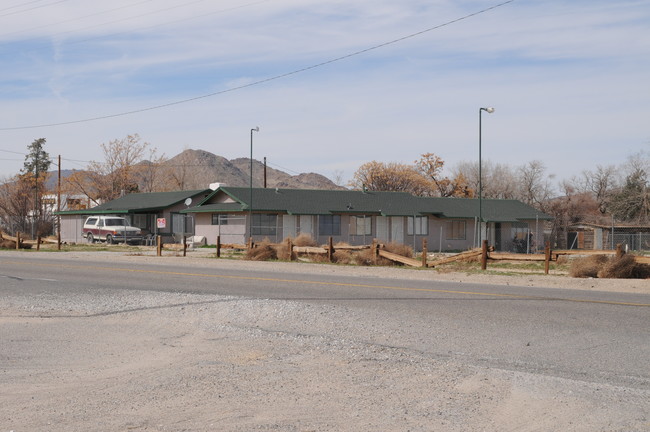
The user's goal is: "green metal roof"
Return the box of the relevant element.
[182,186,552,221]
[56,189,211,215]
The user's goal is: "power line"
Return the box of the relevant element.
[0,0,49,14]
[0,0,515,131]
[1,0,271,53]
[0,148,27,155]
[0,0,67,18]
[0,0,156,39]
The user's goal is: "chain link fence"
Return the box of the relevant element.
[559,220,650,253]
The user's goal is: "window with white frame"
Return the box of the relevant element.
[212,214,245,226]
[447,220,466,240]
[407,216,428,235]
[350,216,372,235]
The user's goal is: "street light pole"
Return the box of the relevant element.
[249,126,259,241]
[478,107,494,246]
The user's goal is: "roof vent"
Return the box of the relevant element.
[209,182,225,190]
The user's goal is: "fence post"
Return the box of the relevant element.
[544,241,551,275]
[371,239,377,265]
[16,232,20,250]
[156,235,162,256]
[216,235,221,258]
[287,237,294,261]
[616,243,624,258]
[481,239,488,270]
[327,236,333,262]
[421,238,428,267]
[36,235,41,251]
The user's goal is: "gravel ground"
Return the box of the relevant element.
[1,251,649,431]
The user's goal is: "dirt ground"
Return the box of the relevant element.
[1,251,648,431]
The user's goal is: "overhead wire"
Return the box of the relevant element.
[0,0,271,50]
[0,0,50,13]
[0,0,67,18]
[1,0,515,131]
[0,0,156,39]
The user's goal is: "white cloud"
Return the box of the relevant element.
[1,0,648,187]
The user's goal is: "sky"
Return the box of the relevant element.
[1,0,648,187]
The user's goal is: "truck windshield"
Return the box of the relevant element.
[105,219,128,226]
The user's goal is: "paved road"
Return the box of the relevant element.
[1,252,649,390]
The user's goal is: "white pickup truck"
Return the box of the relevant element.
[82,216,143,244]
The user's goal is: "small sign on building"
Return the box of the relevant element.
[157,218,167,229]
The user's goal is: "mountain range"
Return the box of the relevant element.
[48,149,344,191]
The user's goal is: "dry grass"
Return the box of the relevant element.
[597,255,650,279]
[0,239,16,249]
[383,242,414,258]
[245,242,277,261]
[570,254,650,279]
[292,234,318,247]
[332,250,354,264]
[569,255,609,278]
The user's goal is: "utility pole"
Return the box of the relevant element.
[57,155,61,250]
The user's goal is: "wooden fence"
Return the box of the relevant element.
[4,231,648,271]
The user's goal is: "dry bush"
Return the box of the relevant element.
[0,239,16,249]
[275,243,292,261]
[353,248,393,266]
[597,255,650,279]
[245,243,277,261]
[292,233,317,247]
[570,255,610,278]
[333,250,353,264]
[306,253,331,263]
[382,242,414,258]
[556,255,569,265]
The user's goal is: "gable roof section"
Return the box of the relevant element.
[183,187,552,221]
[423,197,552,222]
[56,189,211,215]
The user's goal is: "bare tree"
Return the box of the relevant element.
[137,148,168,193]
[607,153,650,223]
[349,161,429,195]
[577,165,619,214]
[414,153,471,197]
[516,160,555,211]
[64,134,153,204]
[452,160,517,199]
[0,175,33,236]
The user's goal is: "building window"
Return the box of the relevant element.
[132,214,149,230]
[447,220,466,240]
[172,213,194,235]
[407,216,428,235]
[211,214,229,225]
[319,215,341,236]
[350,216,372,235]
[252,214,277,236]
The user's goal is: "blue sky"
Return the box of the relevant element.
[0,0,648,186]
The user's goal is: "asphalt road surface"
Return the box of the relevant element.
[1,251,649,431]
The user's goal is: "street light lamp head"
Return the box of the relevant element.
[481,107,495,114]
[252,126,259,132]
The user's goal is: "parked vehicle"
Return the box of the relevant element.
[82,216,143,244]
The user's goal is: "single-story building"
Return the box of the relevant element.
[181,186,552,252]
[57,189,212,244]
[568,223,650,251]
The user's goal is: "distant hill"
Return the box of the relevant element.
[46,149,344,192]
[163,149,344,190]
